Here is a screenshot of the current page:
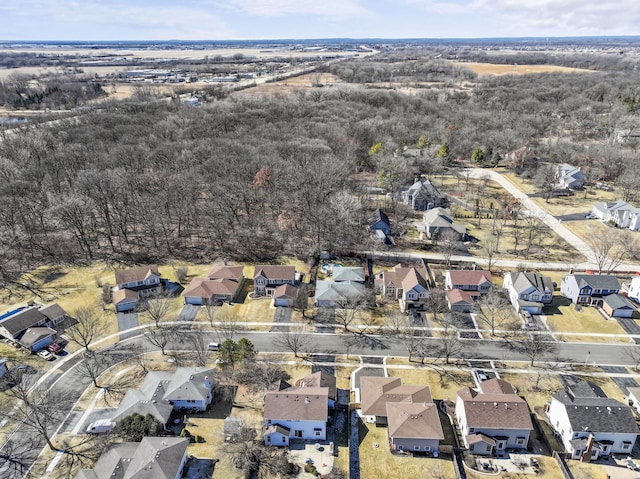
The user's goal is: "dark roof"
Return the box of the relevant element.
[18,327,56,348]
[0,308,47,337]
[603,294,635,310]
[371,209,390,226]
[572,274,621,291]
[553,392,639,434]
[39,304,67,321]
[115,265,160,285]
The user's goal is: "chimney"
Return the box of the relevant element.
[580,433,595,462]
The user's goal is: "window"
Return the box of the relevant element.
[414,446,420,451]
[486,445,491,452]
[623,442,632,450]
[516,437,525,445]
[531,295,539,301]
[294,430,303,438]
[314,428,322,437]
[282,437,286,443]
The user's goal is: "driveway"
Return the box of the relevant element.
[178,304,200,321]
[271,307,292,332]
[601,366,639,395]
[454,313,481,339]
[616,317,640,344]
[116,312,138,338]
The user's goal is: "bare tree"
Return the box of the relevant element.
[67,305,108,352]
[482,236,499,272]
[474,290,514,336]
[438,229,460,268]
[512,332,559,366]
[434,317,463,364]
[213,305,244,342]
[385,310,411,335]
[202,300,218,327]
[144,324,188,355]
[144,293,173,326]
[587,229,632,274]
[75,350,136,406]
[425,288,448,322]
[273,329,311,358]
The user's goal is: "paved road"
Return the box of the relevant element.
[5,329,640,477]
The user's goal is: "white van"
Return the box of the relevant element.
[86,419,114,434]
[207,342,220,351]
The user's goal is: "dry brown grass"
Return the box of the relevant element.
[233,72,343,98]
[465,456,565,479]
[456,62,594,76]
[386,367,473,400]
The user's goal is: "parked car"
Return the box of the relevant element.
[477,370,488,381]
[47,343,63,355]
[207,342,220,351]
[37,350,55,361]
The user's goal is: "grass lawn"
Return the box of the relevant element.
[358,421,455,479]
[386,368,473,401]
[498,372,563,411]
[567,459,610,479]
[543,296,629,342]
[465,456,565,479]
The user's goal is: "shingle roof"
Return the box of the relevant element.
[183,278,238,298]
[113,289,139,305]
[111,390,173,425]
[446,270,493,287]
[447,289,475,306]
[360,377,432,417]
[371,208,390,226]
[0,307,47,336]
[467,433,497,446]
[253,265,296,281]
[207,265,244,282]
[115,265,160,286]
[332,266,366,283]
[603,294,635,311]
[572,275,621,291]
[264,387,329,422]
[18,327,56,348]
[39,304,67,321]
[273,283,298,300]
[509,272,554,295]
[296,371,337,400]
[457,379,533,431]
[552,391,639,434]
[315,280,365,303]
[386,402,444,440]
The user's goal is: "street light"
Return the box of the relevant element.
[585,351,591,366]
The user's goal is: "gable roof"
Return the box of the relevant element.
[296,371,337,400]
[332,266,366,283]
[183,278,238,298]
[76,437,188,479]
[386,402,444,440]
[253,265,296,281]
[508,272,554,295]
[0,307,47,336]
[207,265,244,282]
[447,289,475,306]
[111,389,174,425]
[273,283,298,300]
[264,386,329,422]
[315,280,365,303]
[370,208,390,227]
[446,270,492,287]
[603,294,635,310]
[39,304,67,321]
[552,391,639,435]
[115,265,160,285]
[113,288,139,305]
[457,379,533,431]
[378,264,431,293]
[18,327,56,348]
[360,376,432,417]
[570,274,621,291]
[405,178,441,200]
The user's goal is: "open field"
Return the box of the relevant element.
[233,72,344,98]
[455,62,594,76]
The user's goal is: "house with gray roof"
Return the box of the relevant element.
[421,207,466,240]
[592,200,640,231]
[331,266,365,283]
[253,265,297,296]
[547,385,639,460]
[602,294,636,318]
[503,272,554,313]
[556,164,585,190]
[401,177,446,211]
[314,280,365,308]
[369,209,391,236]
[560,274,621,306]
[0,303,68,349]
[75,436,188,479]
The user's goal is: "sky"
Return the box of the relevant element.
[0,0,639,41]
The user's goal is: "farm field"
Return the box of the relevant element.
[455,62,594,76]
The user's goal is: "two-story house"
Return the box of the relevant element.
[401,177,445,211]
[113,264,163,312]
[503,272,554,313]
[0,303,68,351]
[376,264,431,312]
[455,378,533,457]
[560,274,621,306]
[263,386,329,446]
[445,270,493,294]
[183,264,245,305]
[253,265,297,297]
[359,376,443,454]
[592,200,640,231]
[421,207,467,241]
[626,276,640,302]
[556,164,585,190]
[547,382,639,460]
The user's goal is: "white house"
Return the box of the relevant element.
[503,272,554,313]
[455,378,533,456]
[626,277,640,302]
[547,386,639,460]
[263,386,329,446]
[592,200,640,231]
[556,164,585,190]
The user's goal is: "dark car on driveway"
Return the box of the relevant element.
[47,343,63,355]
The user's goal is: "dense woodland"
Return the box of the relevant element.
[1,50,640,286]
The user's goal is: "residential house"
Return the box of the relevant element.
[295,371,337,408]
[547,383,639,460]
[626,276,640,302]
[314,280,365,308]
[376,264,431,312]
[560,274,621,306]
[75,437,188,479]
[602,294,636,318]
[556,164,585,190]
[113,265,163,312]
[445,270,493,294]
[332,266,366,283]
[369,209,391,236]
[0,303,68,349]
[421,208,467,240]
[207,265,245,283]
[183,264,245,305]
[386,402,444,454]
[503,272,554,313]
[592,200,640,231]
[446,289,475,313]
[272,284,299,307]
[626,387,640,415]
[359,376,432,425]
[263,386,329,446]
[111,367,216,426]
[401,177,445,211]
[455,378,533,456]
[19,327,56,352]
[253,265,297,297]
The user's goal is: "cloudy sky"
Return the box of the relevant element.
[0,0,638,41]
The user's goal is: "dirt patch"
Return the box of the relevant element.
[232,72,343,98]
